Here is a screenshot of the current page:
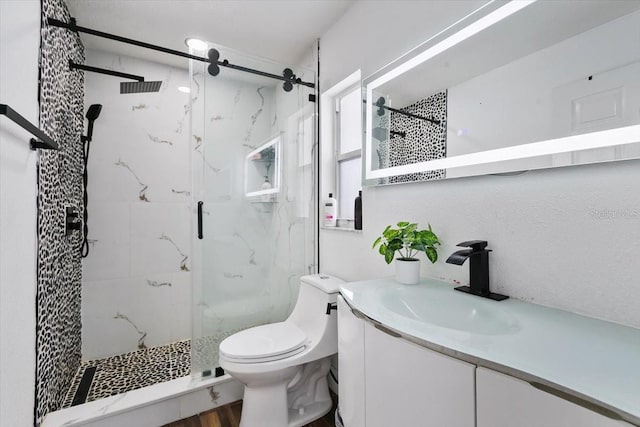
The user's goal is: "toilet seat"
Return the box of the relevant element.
[220,322,307,363]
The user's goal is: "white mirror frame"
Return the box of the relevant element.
[245,135,281,198]
[364,0,640,181]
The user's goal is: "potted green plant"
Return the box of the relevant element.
[373,221,441,284]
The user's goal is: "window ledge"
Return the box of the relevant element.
[321,225,362,233]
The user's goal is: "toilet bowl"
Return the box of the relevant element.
[219,274,344,427]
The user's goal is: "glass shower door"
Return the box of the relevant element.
[189,43,317,376]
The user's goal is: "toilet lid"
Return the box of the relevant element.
[219,322,307,361]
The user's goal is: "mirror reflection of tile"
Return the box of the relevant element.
[376,91,448,184]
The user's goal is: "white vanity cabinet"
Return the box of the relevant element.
[363,322,476,427]
[338,278,640,426]
[476,368,634,427]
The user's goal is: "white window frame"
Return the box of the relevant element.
[320,70,362,230]
[335,87,362,221]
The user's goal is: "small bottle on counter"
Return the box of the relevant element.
[324,193,337,227]
[354,190,362,230]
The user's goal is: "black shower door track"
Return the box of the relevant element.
[46,17,315,90]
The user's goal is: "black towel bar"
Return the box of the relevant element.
[0,103,58,150]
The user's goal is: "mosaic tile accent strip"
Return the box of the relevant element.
[62,340,191,407]
[36,0,85,422]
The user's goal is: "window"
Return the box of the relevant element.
[336,87,362,221]
[320,70,362,230]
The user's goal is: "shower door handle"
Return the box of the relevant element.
[197,201,203,239]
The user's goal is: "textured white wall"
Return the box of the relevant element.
[319,1,640,328]
[0,1,40,425]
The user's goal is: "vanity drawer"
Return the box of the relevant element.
[477,367,634,427]
[364,322,476,427]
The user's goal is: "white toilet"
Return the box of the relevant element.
[219,274,344,427]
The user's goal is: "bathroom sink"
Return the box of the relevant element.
[379,286,520,335]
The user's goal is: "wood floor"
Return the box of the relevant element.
[164,398,336,427]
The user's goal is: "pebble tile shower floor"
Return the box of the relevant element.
[62,340,191,407]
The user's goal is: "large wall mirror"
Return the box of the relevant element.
[363,0,640,185]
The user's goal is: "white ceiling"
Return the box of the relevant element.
[65,0,355,69]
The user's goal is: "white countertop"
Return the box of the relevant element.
[340,277,640,424]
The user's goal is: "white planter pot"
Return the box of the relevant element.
[395,258,420,285]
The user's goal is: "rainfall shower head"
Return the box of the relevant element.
[120,80,162,94]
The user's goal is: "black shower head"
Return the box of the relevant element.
[83,104,102,143]
[120,81,162,94]
[86,104,102,121]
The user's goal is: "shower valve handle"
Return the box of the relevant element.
[65,207,81,236]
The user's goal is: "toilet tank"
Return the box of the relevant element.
[287,274,345,359]
[300,274,344,294]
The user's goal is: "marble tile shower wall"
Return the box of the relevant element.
[82,50,192,359]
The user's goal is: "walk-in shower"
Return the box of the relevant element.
[59,39,317,411]
[39,13,318,415]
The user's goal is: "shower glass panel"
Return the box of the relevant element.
[189,43,317,376]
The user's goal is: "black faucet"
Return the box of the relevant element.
[446,240,508,301]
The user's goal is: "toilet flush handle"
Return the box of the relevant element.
[325,303,337,315]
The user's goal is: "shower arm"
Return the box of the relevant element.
[381,104,441,126]
[365,98,441,126]
[47,17,315,90]
[69,61,145,82]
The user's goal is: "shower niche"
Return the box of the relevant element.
[245,134,281,201]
